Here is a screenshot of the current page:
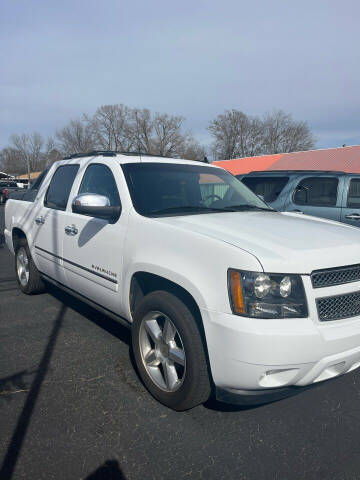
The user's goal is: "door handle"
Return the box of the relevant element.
[65,225,78,236]
[35,216,45,225]
[345,213,360,220]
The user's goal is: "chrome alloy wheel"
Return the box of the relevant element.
[139,311,186,392]
[16,247,29,287]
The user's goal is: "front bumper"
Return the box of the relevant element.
[201,277,360,395]
[215,385,312,406]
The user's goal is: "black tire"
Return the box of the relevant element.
[132,290,211,410]
[15,238,46,294]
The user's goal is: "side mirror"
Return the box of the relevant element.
[294,185,309,202]
[72,193,121,222]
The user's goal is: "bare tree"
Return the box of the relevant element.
[131,108,154,153]
[261,110,315,154]
[131,108,201,158]
[88,104,134,151]
[0,147,24,175]
[208,109,315,160]
[2,104,207,175]
[208,110,264,160]
[56,119,94,155]
[2,133,63,178]
[178,136,207,161]
[9,133,46,180]
[152,113,185,156]
[28,132,44,170]
[45,137,62,165]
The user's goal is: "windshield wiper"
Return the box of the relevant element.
[222,204,276,212]
[149,205,237,215]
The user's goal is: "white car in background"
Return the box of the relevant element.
[4,151,360,410]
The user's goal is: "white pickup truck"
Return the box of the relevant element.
[5,151,360,410]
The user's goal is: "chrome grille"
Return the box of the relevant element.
[311,265,360,288]
[317,291,360,321]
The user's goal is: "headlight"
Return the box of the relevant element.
[228,269,308,318]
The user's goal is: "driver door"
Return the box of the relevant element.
[62,162,126,315]
[289,175,342,221]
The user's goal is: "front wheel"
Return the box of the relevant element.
[15,239,45,294]
[132,290,211,410]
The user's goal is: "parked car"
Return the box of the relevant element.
[0,181,25,204]
[7,169,49,202]
[5,152,360,410]
[237,170,360,226]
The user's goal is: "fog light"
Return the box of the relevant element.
[259,368,300,387]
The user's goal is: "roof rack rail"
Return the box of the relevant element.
[62,150,208,163]
[247,169,346,174]
[62,150,169,160]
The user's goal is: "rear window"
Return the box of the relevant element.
[20,167,51,203]
[241,176,289,202]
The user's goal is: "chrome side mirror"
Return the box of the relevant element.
[72,193,121,222]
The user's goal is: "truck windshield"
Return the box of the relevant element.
[122,163,273,217]
[241,176,289,203]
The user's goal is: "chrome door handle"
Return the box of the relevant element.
[35,216,45,225]
[64,225,78,236]
[345,214,360,220]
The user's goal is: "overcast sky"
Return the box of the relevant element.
[1,0,359,151]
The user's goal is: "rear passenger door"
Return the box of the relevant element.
[33,164,79,284]
[341,177,360,226]
[288,175,342,221]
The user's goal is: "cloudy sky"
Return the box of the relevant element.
[1,0,359,150]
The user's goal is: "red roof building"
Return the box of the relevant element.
[213,145,360,175]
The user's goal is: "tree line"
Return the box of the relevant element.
[0,104,315,177]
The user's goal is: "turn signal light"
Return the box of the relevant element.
[229,270,245,314]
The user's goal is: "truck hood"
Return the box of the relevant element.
[157,211,360,273]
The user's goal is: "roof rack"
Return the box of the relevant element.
[247,169,346,175]
[62,150,168,160]
[62,150,209,163]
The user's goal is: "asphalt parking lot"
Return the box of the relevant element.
[1,204,360,480]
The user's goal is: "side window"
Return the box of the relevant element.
[347,179,360,208]
[78,164,120,206]
[293,177,338,206]
[44,165,79,210]
[242,176,289,202]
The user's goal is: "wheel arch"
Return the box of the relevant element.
[129,270,214,386]
[12,227,27,251]
[130,271,203,322]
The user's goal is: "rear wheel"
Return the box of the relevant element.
[132,290,211,410]
[15,238,45,294]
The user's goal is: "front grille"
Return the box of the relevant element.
[317,291,360,321]
[312,264,360,288]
